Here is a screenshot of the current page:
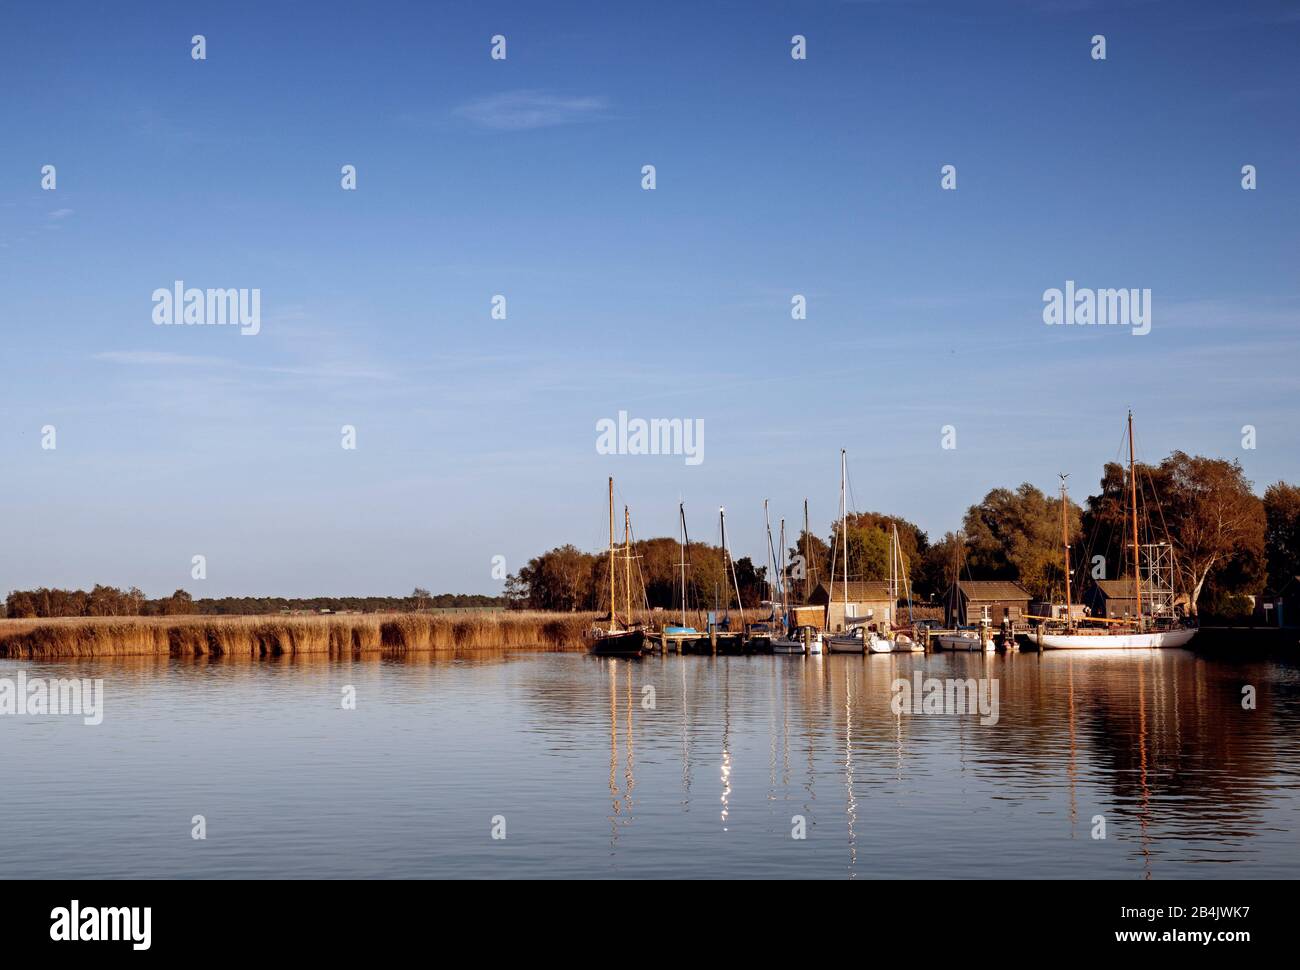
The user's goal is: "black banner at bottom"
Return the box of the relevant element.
[0,878,1288,957]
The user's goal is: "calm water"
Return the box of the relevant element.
[2,649,1298,879]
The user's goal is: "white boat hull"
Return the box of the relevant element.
[1035,628,1197,650]
[933,633,982,651]
[867,634,893,653]
[825,634,863,654]
[889,635,922,653]
[773,634,823,654]
[866,633,921,653]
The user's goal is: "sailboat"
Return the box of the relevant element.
[1030,412,1198,650]
[654,502,709,652]
[771,514,824,654]
[712,506,747,653]
[825,450,867,654]
[744,501,782,651]
[933,533,996,651]
[590,477,647,656]
[872,524,922,653]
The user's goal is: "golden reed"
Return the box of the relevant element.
[0,611,597,659]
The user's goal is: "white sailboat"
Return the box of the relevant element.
[871,525,922,653]
[933,630,985,651]
[770,514,824,654]
[1036,627,1197,649]
[772,625,824,654]
[1032,412,1198,651]
[930,532,997,651]
[825,450,866,654]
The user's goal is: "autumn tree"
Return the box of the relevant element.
[963,484,1081,600]
[824,512,928,592]
[787,529,830,601]
[918,531,967,601]
[1264,482,1300,589]
[1156,452,1264,615]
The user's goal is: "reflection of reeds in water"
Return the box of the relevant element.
[0,611,595,659]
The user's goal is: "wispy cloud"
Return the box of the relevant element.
[453,90,609,131]
[48,208,74,220]
[95,350,226,366]
[94,349,397,384]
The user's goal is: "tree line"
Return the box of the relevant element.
[506,454,1300,620]
[5,451,1296,623]
[3,588,505,619]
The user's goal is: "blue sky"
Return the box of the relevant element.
[2,0,1297,597]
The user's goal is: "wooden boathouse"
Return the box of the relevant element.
[1082,578,1140,619]
[809,580,896,632]
[944,580,1032,627]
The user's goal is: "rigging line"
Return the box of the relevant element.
[680,504,701,616]
[627,517,650,613]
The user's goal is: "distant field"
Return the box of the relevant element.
[0,611,597,659]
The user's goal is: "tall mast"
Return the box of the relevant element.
[803,499,812,603]
[678,502,688,628]
[890,524,899,626]
[608,477,616,626]
[764,499,775,602]
[721,506,745,625]
[623,505,632,625]
[779,519,788,615]
[1128,410,1143,631]
[841,450,848,623]
[1060,473,1073,630]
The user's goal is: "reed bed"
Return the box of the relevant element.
[0,611,597,660]
[0,606,942,660]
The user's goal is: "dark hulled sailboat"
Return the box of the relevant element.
[590,477,647,656]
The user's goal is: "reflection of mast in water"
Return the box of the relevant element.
[720,660,732,828]
[781,662,793,788]
[768,659,778,795]
[624,659,635,812]
[679,656,693,809]
[804,658,820,811]
[891,657,904,781]
[1138,659,1152,880]
[606,659,636,851]
[844,667,858,877]
[609,659,619,819]
[1068,658,1078,838]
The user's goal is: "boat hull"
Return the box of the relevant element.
[933,633,982,651]
[1034,627,1197,650]
[590,629,646,656]
[825,634,863,654]
[867,635,894,653]
[772,631,824,654]
[887,635,922,653]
